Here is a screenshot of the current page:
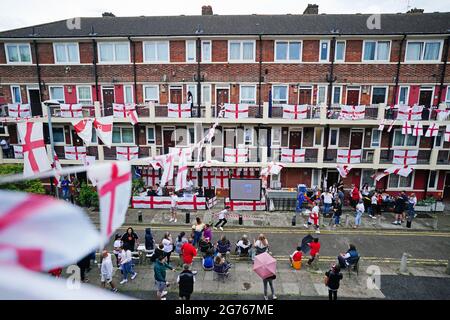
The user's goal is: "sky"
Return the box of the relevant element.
[1,0,450,31]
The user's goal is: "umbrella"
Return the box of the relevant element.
[252,252,277,279]
[300,234,313,254]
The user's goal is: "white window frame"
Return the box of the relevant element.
[334,40,346,62]
[371,128,381,147]
[228,40,256,62]
[392,129,419,148]
[5,43,32,64]
[201,84,211,104]
[143,85,159,103]
[186,40,197,63]
[123,85,134,104]
[244,126,254,146]
[362,40,391,62]
[201,40,211,62]
[76,86,93,105]
[271,85,288,105]
[49,85,65,104]
[328,128,339,147]
[319,40,330,62]
[387,171,414,190]
[271,127,281,146]
[146,125,156,144]
[143,41,169,63]
[316,85,328,105]
[398,86,410,105]
[112,125,135,145]
[371,86,389,105]
[428,171,439,190]
[52,125,67,146]
[98,42,130,64]
[53,42,80,64]
[239,85,257,104]
[405,40,443,63]
[10,85,22,103]
[332,86,342,105]
[274,40,302,62]
[312,169,322,189]
[445,86,450,107]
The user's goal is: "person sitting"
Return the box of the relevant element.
[144,228,154,251]
[252,234,269,260]
[213,254,231,274]
[202,254,214,271]
[147,187,157,196]
[216,235,231,258]
[289,246,303,270]
[199,237,214,257]
[337,244,359,269]
[150,243,165,263]
[235,235,252,257]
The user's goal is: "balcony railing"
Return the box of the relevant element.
[269,147,318,163]
[327,105,379,120]
[48,105,96,118]
[323,148,375,164]
[384,106,445,121]
[269,105,320,119]
[379,149,431,165]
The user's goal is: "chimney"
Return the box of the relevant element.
[407,8,424,14]
[303,4,318,15]
[202,5,213,16]
[102,12,116,17]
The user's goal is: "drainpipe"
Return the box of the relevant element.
[33,40,44,103]
[196,37,202,118]
[92,39,99,101]
[258,33,263,117]
[129,36,138,104]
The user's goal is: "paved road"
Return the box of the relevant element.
[109,225,450,262]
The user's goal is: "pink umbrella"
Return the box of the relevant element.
[252,252,277,279]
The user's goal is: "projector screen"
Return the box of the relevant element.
[229,178,262,201]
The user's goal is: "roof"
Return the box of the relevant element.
[0,13,450,38]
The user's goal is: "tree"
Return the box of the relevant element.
[0,164,45,194]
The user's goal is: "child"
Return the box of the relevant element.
[170,191,178,223]
[307,238,321,266]
[304,201,320,234]
[214,206,230,231]
[101,250,118,292]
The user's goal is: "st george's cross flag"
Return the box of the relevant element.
[412,122,424,137]
[64,146,87,161]
[8,104,31,118]
[336,164,352,178]
[88,162,132,241]
[372,170,390,182]
[393,149,418,165]
[214,168,229,189]
[0,190,101,271]
[339,105,366,120]
[160,153,176,187]
[396,105,423,121]
[116,146,139,161]
[194,160,220,169]
[436,109,450,121]
[224,103,249,119]
[169,147,192,162]
[17,122,52,177]
[127,108,139,126]
[112,103,135,118]
[148,155,165,171]
[280,148,305,163]
[402,121,413,135]
[337,149,362,164]
[425,123,439,137]
[260,162,284,177]
[445,125,450,142]
[384,165,414,177]
[282,104,308,120]
[13,145,23,159]
[93,116,113,147]
[142,168,160,186]
[60,104,83,118]
[202,168,215,188]
[72,119,93,145]
[167,103,191,118]
[224,147,248,163]
[81,155,97,186]
[175,151,189,191]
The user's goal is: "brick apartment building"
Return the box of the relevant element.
[0,5,450,200]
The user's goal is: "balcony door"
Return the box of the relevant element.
[170,87,183,104]
[350,129,363,149]
[102,87,114,116]
[299,87,312,104]
[346,87,360,106]
[289,131,302,149]
[163,128,175,154]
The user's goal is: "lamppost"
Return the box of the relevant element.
[43,99,60,198]
[195,25,204,118]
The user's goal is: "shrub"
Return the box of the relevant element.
[0,164,45,194]
[132,178,145,196]
[78,182,99,209]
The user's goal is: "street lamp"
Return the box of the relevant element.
[43,99,60,198]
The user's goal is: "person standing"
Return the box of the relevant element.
[203,224,213,242]
[263,274,277,300]
[177,264,195,300]
[332,197,342,227]
[113,234,122,267]
[175,232,188,266]
[370,192,378,219]
[325,264,343,301]
[100,250,117,292]
[119,246,137,284]
[354,199,365,228]
[392,194,406,225]
[60,176,70,201]
[162,232,174,264]
[321,191,333,217]
[170,191,178,223]
[307,237,321,266]
[350,184,360,208]
[214,206,230,231]
[1,138,12,158]
[154,255,175,300]
[76,253,91,283]
[407,193,417,228]
[181,238,197,270]
[192,217,205,247]
[401,191,409,223]
[121,227,139,251]
[304,201,320,234]
[156,183,163,196]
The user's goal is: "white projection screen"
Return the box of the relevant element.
[229,178,262,201]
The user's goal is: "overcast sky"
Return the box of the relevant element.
[1,0,449,31]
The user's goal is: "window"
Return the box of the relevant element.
[228,41,255,62]
[329,128,339,147]
[275,41,301,61]
[91,128,97,144]
[143,85,159,102]
[202,85,211,104]
[186,40,196,62]
[398,86,409,105]
[49,86,65,104]
[244,127,253,145]
[371,86,388,104]
[189,128,195,144]
[240,85,256,104]
[76,86,92,104]
[317,86,327,104]
[312,169,322,188]
[272,127,281,146]
[5,43,31,63]
[11,86,21,103]
[314,127,323,146]
[147,127,155,144]
[406,40,441,62]
[446,87,450,108]
[202,41,211,62]
[332,86,342,104]
[393,129,417,147]
[54,43,79,63]
[112,126,134,144]
[388,174,413,189]
[52,127,65,144]
[272,85,288,105]
[361,169,375,188]
[435,130,444,148]
[98,42,130,63]
[187,85,197,104]
[319,40,329,61]
[143,41,169,63]
[428,171,438,189]
[371,129,380,147]
[124,85,133,104]
[363,41,390,61]
[335,41,345,62]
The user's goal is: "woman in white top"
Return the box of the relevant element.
[170,192,178,223]
[162,232,174,263]
[252,234,269,260]
[113,234,122,267]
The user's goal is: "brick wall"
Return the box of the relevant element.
[212,40,227,62]
[345,40,362,62]
[170,40,185,63]
[302,40,319,62]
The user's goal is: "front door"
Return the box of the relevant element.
[216,89,229,106]
[289,131,302,149]
[71,129,84,146]
[346,89,360,106]
[419,89,433,107]
[28,89,42,116]
[170,88,182,104]
[102,88,114,116]
[163,129,175,154]
[299,88,312,104]
[326,170,340,187]
[350,130,363,149]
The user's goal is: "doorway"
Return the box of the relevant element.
[326,170,340,188]
[28,89,42,116]
[163,128,175,154]
[216,89,229,106]
[71,129,84,146]
[350,130,363,149]
[419,88,433,107]
[298,87,312,104]
[289,131,302,149]
[102,88,115,116]
[346,87,360,105]
[170,87,183,104]
[224,128,236,148]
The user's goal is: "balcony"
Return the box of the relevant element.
[379,149,431,165]
[48,105,96,118]
[269,147,318,163]
[384,106,445,121]
[269,105,320,119]
[436,150,450,165]
[323,148,375,164]
[327,104,379,120]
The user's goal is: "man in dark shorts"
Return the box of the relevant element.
[177,264,195,300]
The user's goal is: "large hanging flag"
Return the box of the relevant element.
[337,149,362,164]
[224,103,249,119]
[81,155,97,186]
[116,146,139,161]
[8,104,31,118]
[280,148,305,163]
[127,109,139,126]
[0,190,100,271]
[339,105,365,120]
[214,169,229,189]
[412,122,423,137]
[160,153,176,187]
[224,147,248,163]
[88,162,132,241]
[202,169,215,188]
[372,170,389,182]
[393,149,418,165]
[72,119,93,145]
[93,116,113,147]
[17,122,51,177]
[60,104,83,118]
[282,104,308,120]
[112,103,135,118]
[169,147,192,161]
[175,152,188,191]
[64,146,87,160]
[425,123,439,137]
[148,155,165,170]
[167,103,191,118]
[396,105,423,121]
[402,121,412,135]
[336,164,352,178]
[385,165,414,177]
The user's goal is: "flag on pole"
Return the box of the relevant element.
[425,123,439,137]
[72,119,93,145]
[336,164,352,178]
[93,116,113,147]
